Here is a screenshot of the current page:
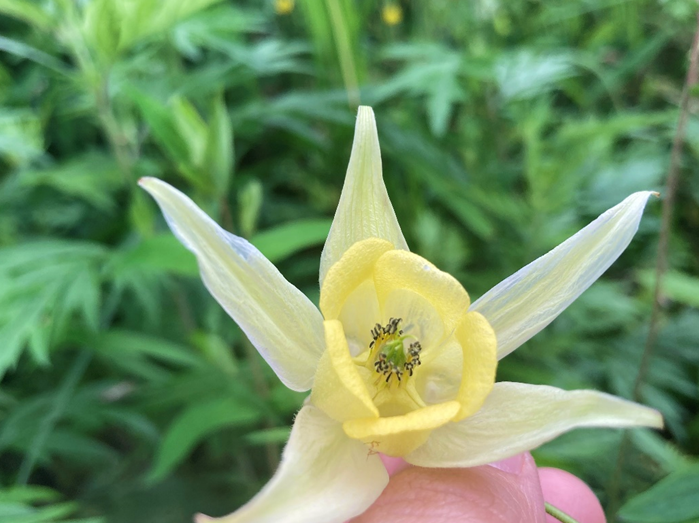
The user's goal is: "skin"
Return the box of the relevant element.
[350,454,606,523]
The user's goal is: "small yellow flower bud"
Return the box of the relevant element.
[275,0,294,15]
[382,4,402,26]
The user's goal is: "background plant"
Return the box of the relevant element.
[0,1,698,522]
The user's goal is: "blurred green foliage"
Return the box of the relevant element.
[0,0,698,521]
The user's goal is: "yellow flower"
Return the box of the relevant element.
[139,106,663,523]
[274,0,294,16]
[382,4,403,26]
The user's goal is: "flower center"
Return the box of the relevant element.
[367,318,422,386]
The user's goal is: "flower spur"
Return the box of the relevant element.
[139,106,662,523]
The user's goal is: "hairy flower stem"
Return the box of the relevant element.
[607,10,699,519]
[545,503,581,523]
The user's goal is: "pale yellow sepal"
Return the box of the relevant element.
[343,401,460,457]
[196,405,388,523]
[452,311,497,421]
[471,191,656,360]
[311,320,380,422]
[319,107,408,287]
[320,238,393,320]
[138,177,325,392]
[406,382,663,468]
[373,250,471,333]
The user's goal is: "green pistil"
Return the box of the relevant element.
[370,318,422,385]
[383,339,407,368]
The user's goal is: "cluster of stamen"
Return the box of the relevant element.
[370,318,422,385]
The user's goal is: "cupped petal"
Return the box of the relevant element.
[310,320,379,422]
[471,191,656,359]
[452,311,497,421]
[343,401,460,457]
[414,337,463,405]
[406,382,663,468]
[380,288,445,352]
[337,279,381,356]
[320,238,393,320]
[374,250,471,335]
[319,106,408,287]
[196,405,388,523]
[139,177,324,391]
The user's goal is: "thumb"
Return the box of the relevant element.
[539,467,606,523]
[351,453,547,523]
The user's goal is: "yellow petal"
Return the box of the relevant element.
[471,191,656,359]
[337,278,381,356]
[319,237,394,320]
[311,320,379,422]
[452,311,498,421]
[380,288,444,350]
[373,250,470,334]
[414,336,463,404]
[319,106,408,287]
[198,405,388,523]
[406,382,663,468]
[343,401,460,457]
[139,177,324,391]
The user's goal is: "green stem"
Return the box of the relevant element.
[545,502,581,523]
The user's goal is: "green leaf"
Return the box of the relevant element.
[619,465,699,523]
[638,270,699,308]
[109,234,199,278]
[243,426,290,447]
[148,397,262,482]
[0,108,44,167]
[117,0,225,51]
[170,96,208,167]
[0,486,60,504]
[495,50,577,101]
[91,330,203,381]
[0,242,105,376]
[81,0,122,63]
[0,0,53,30]
[204,93,233,198]
[250,218,331,263]
[19,153,124,212]
[238,179,263,238]
[0,36,67,74]
[126,88,198,184]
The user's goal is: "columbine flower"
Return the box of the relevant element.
[139,106,662,523]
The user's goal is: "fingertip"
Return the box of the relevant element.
[379,454,410,476]
[538,468,606,523]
